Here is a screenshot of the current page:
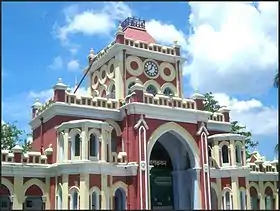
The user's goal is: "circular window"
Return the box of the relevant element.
[99,65,108,84]
[164,68,171,76]
[163,87,173,96]
[91,71,99,89]
[107,59,115,79]
[110,64,114,73]
[146,84,157,96]
[130,61,139,70]
[126,56,143,76]
[159,62,175,81]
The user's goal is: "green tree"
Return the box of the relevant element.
[1,122,32,152]
[203,92,258,155]
[273,72,279,88]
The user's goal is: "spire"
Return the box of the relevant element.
[74,75,78,93]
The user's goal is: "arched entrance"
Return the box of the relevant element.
[24,185,45,210]
[149,131,198,210]
[0,184,12,210]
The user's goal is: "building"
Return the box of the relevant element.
[1,17,278,210]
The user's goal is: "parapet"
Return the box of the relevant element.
[1,144,53,164]
[247,151,278,173]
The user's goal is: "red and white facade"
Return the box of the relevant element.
[1,17,278,210]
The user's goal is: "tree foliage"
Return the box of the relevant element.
[203,92,258,152]
[273,72,279,88]
[1,122,32,152]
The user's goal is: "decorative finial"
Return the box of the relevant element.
[58,78,62,83]
[89,48,94,55]
[118,24,123,32]
[66,85,71,92]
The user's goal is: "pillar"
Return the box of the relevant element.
[79,173,89,209]
[81,126,88,160]
[13,176,24,209]
[216,178,222,209]
[62,174,69,209]
[259,181,265,209]
[230,140,236,166]
[245,179,251,209]
[64,129,69,161]
[45,177,50,209]
[101,174,108,209]
[114,50,125,100]
[231,176,239,209]
[213,140,220,166]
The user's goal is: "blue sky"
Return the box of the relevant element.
[2,2,278,160]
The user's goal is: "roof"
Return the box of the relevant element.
[124,27,156,44]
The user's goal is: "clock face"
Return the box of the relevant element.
[144,61,159,77]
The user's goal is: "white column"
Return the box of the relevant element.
[231,176,239,209]
[64,129,69,161]
[13,175,24,209]
[62,174,69,209]
[81,126,88,160]
[230,140,236,166]
[245,179,251,210]
[114,51,124,100]
[259,181,265,209]
[80,173,89,209]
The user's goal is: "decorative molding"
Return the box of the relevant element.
[159,62,176,81]
[134,114,149,130]
[208,133,246,141]
[196,122,209,136]
[126,55,143,76]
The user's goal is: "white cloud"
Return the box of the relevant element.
[54,2,132,42]
[67,59,80,71]
[146,20,188,50]
[48,56,63,70]
[213,93,278,136]
[28,89,54,102]
[185,2,278,95]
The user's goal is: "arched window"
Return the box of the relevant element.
[146,84,157,96]
[56,186,62,209]
[114,188,126,210]
[128,82,135,95]
[235,145,242,164]
[72,134,80,157]
[89,134,97,157]
[163,87,173,96]
[264,187,273,210]
[0,184,12,211]
[250,187,259,210]
[70,189,79,210]
[111,129,117,153]
[89,191,100,210]
[110,84,116,99]
[221,145,229,164]
[223,189,232,210]
[240,189,246,209]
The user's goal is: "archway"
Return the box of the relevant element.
[24,185,44,210]
[0,184,12,211]
[149,132,197,210]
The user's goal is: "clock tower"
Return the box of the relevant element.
[87,17,185,101]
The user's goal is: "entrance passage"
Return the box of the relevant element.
[150,141,173,210]
[149,132,197,210]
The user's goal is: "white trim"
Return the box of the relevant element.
[210,167,250,178]
[207,121,232,132]
[1,161,139,177]
[121,103,212,125]
[208,133,246,141]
